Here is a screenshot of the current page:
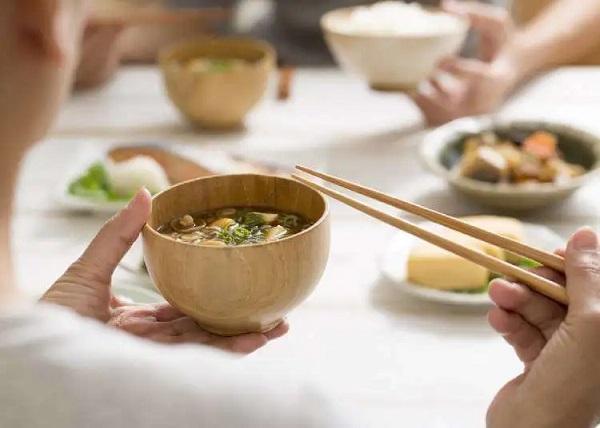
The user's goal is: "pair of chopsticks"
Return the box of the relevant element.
[293,166,568,305]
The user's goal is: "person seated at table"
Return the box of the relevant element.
[2,2,600,427]
[167,0,494,65]
[0,3,318,427]
[79,0,600,128]
[415,0,600,125]
[76,0,500,88]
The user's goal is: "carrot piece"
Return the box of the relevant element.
[522,131,558,160]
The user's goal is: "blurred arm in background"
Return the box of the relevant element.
[415,0,600,126]
[75,20,127,89]
[75,0,235,90]
[119,0,236,62]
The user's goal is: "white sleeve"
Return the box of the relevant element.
[0,305,348,428]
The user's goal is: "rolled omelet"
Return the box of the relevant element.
[407,216,524,291]
[462,216,524,264]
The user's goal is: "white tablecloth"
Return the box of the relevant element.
[14,66,600,427]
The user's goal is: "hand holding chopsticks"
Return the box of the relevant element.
[293,165,569,305]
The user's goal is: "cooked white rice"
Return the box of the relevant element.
[328,1,462,36]
[106,155,170,197]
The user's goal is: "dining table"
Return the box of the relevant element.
[14,65,600,427]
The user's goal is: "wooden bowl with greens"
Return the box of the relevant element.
[142,174,330,336]
[159,38,275,130]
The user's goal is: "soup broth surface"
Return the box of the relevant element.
[158,207,313,247]
[184,57,249,74]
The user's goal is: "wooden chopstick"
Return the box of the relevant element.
[292,173,569,305]
[296,165,565,273]
[277,67,295,101]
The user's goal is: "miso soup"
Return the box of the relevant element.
[158,207,314,247]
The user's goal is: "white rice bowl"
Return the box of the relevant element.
[322,1,469,90]
[326,1,465,36]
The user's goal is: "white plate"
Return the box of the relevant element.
[56,143,281,215]
[380,222,564,306]
[56,147,129,214]
[118,238,156,289]
[58,191,129,213]
[113,282,165,305]
[113,241,165,305]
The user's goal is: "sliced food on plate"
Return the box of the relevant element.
[407,216,539,294]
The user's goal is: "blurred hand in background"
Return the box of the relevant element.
[413,0,516,126]
[74,2,232,90]
[415,0,600,126]
[75,19,126,89]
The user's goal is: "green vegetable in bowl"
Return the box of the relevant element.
[217,225,264,246]
[207,58,236,73]
[161,207,312,247]
[241,212,278,227]
[185,57,246,74]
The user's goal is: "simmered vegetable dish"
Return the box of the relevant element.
[158,207,313,247]
[456,130,586,184]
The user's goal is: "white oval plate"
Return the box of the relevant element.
[380,222,564,306]
[56,143,279,215]
[114,245,164,305]
[113,283,165,305]
[118,238,156,289]
[57,191,129,214]
[56,147,130,214]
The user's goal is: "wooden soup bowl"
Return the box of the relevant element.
[159,37,275,130]
[142,174,330,336]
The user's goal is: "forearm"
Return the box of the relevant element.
[120,2,236,63]
[498,0,600,83]
[120,20,231,63]
[0,150,26,308]
[120,22,219,63]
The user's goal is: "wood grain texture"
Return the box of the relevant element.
[143,174,330,336]
[296,165,566,272]
[159,38,275,130]
[292,173,569,306]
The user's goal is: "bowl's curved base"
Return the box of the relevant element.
[188,119,246,133]
[452,185,576,212]
[369,82,417,92]
[194,318,284,337]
